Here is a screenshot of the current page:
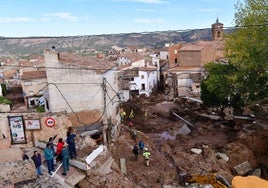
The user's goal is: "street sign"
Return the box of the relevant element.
[45,117,56,127]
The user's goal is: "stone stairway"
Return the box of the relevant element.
[34,140,113,187]
[36,140,86,187]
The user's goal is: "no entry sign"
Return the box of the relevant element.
[45,117,56,127]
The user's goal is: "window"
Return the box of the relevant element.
[217,31,221,38]
[141,75,144,79]
[175,58,177,64]
[141,84,145,90]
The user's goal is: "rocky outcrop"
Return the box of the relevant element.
[0,160,36,184]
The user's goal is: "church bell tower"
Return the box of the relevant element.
[211,18,224,40]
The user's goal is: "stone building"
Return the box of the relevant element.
[166,19,225,97]
[44,48,121,143]
[21,70,47,109]
[117,52,158,99]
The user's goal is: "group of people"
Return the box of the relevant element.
[133,140,151,166]
[45,127,77,176]
[24,127,78,177]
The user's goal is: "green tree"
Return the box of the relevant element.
[225,0,268,104]
[201,62,236,110]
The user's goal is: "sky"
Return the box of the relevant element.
[0,0,238,37]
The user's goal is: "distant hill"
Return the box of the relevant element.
[0,28,233,57]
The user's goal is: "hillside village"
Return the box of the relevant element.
[0,19,268,188]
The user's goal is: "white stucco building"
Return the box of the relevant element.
[117,52,158,100]
[44,49,120,124]
[129,67,158,97]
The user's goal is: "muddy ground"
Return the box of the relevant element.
[104,95,268,187]
[10,91,268,188]
[14,94,268,188]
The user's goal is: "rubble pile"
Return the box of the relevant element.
[3,95,268,187]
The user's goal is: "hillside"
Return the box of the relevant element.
[0,28,232,58]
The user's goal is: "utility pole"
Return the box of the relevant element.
[102,78,108,146]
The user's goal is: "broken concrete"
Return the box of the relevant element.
[234,161,252,175]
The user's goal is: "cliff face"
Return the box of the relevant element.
[0,29,222,57]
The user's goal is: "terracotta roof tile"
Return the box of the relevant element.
[140,67,157,72]
[118,52,144,62]
[58,53,116,74]
[168,66,204,73]
[21,70,47,80]
[179,41,212,51]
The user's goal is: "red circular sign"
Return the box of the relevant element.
[45,117,56,127]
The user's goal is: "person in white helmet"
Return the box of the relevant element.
[143,147,151,166]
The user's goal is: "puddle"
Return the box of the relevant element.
[160,131,177,140]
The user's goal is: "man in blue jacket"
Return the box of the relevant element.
[44,143,54,175]
[66,128,77,159]
[31,150,43,176]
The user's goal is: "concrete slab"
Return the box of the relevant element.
[65,171,86,187]
[177,124,191,135]
[234,161,252,175]
[86,145,104,164]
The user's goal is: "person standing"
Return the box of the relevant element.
[31,150,43,177]
[48,136,56,168]
[48,136,56,156]
[138,140,144,155]
[61,145,70,176]
[130,127,137,142]
[133,144,139,161]
[143,147,151,166]
[66,128,77,159]
[44,143,54,175]
[56,138,64,162]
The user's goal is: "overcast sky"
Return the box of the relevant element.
[0,0,238,37]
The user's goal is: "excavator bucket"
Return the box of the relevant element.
[232,176,268,188]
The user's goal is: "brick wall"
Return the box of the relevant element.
[168,43,184,68]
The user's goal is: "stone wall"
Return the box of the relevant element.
[0,104,11,112]
[0,148,23,163]
[0,112,73,148]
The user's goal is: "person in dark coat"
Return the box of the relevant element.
[31,150,43,176]
[133,144,139,160]
[61,145,70,176]
[66,128,77,159]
